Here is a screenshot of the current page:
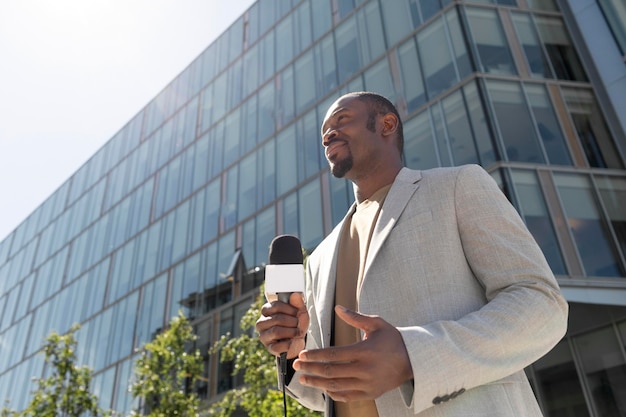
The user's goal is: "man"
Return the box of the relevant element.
[256,92,568,417]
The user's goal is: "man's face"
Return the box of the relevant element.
[320,95,378,179]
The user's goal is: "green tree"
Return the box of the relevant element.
[130,310,203,417]
[19,324,110,417]
[210,286,321,417]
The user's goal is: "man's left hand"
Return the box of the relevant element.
[292,305,413,402]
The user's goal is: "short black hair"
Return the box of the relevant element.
[349,92,404,155]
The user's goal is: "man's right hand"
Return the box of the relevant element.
[256,292,309,359]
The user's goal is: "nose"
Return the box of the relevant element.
[322,128,337,147]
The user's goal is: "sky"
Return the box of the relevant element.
[0,0,255,243]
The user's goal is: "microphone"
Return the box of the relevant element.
[265,235,305,303]
[265,235,305,391]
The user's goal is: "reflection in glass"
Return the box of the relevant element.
[398,38,427,112]
[418,17,458,98]
[441,90,480,166]
[510,170,566,275]
[486,80,545,163]
[528,340,589,417]
[575,327,626,416]
[596,176,626,261]
[524,83,572,166]
[512,13,553,78]
[554,173,625,277]
[598,0,626,54]
[363,59,395,101]
[466,8,516,75]
[404,111,440,170]
[381,0,413,47]
[535,16,587,82]
[562,87,624,169]
[298,180,324,251]
[463,81,496,166]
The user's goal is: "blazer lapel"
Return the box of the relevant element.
[317,204,356,347]
[363,168,422,279]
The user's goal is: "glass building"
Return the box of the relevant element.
[1,0,625,415]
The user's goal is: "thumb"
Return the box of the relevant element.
[334,305,381,334]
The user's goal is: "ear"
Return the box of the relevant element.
[380,113,399,138]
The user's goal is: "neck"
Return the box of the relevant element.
[353,164,402,203]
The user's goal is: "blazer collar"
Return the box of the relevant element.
[364,168,422,278]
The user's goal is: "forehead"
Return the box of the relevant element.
[322,95,367,125]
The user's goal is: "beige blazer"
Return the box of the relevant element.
[286,165,568,417]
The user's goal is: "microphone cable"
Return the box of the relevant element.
[280,352,288,417]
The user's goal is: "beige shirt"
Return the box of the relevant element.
[334,185,391,417]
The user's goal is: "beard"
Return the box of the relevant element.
[329,153,353,178]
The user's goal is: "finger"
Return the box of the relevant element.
[289,292,306,309]
[298,373,368,394]
[295,344,357,364]
[293,356,368,380]
[334,305,382,335]
[260,300,299,317]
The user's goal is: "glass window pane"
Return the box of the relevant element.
[314,33,338,95]
[255,206,276,268]
[277,66,295,127]
[446,9,472,79]
[295,1,313,54]
[441,90,480,166]
[242,43,259,98]
[238,154,257,221]
[466,8,516,75]
[260,29,275,82]
[599,0,626,54]
[398,38,427,112]
[510,170,566,275]
[203,180,221,244]
[596,176,626,261]
[223,108,241,168]
[222,167,238,230]
[418,17,458,98]
[261,138,276,206]
[363,59,395,100]
[283,192,299,237]
[410,0,443,25]
[276,14,294,70]
[463,81,496,166]
[276,125,298,196]
[298,180,324,251]
[381,0,413,46]
[526,0,557,11]
[562,87,624,169]
[336,16,362,83]
[524,83,572,166]
[258,82,276,142]
[242,95,258,153]
[554,173,625,277]
[403,111,440,170]
[486,80,545,163]
[535,16,587,82]
[512,13,553,78]
[529,340,589,416]
[311,0,332,40]
[295,51,316,115]
[575,327,626,416]
[430,102,453,167]
[297,110,322,182]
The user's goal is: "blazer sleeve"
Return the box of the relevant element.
[397,164,568,414]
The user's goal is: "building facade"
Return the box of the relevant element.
[1,0,625,415]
